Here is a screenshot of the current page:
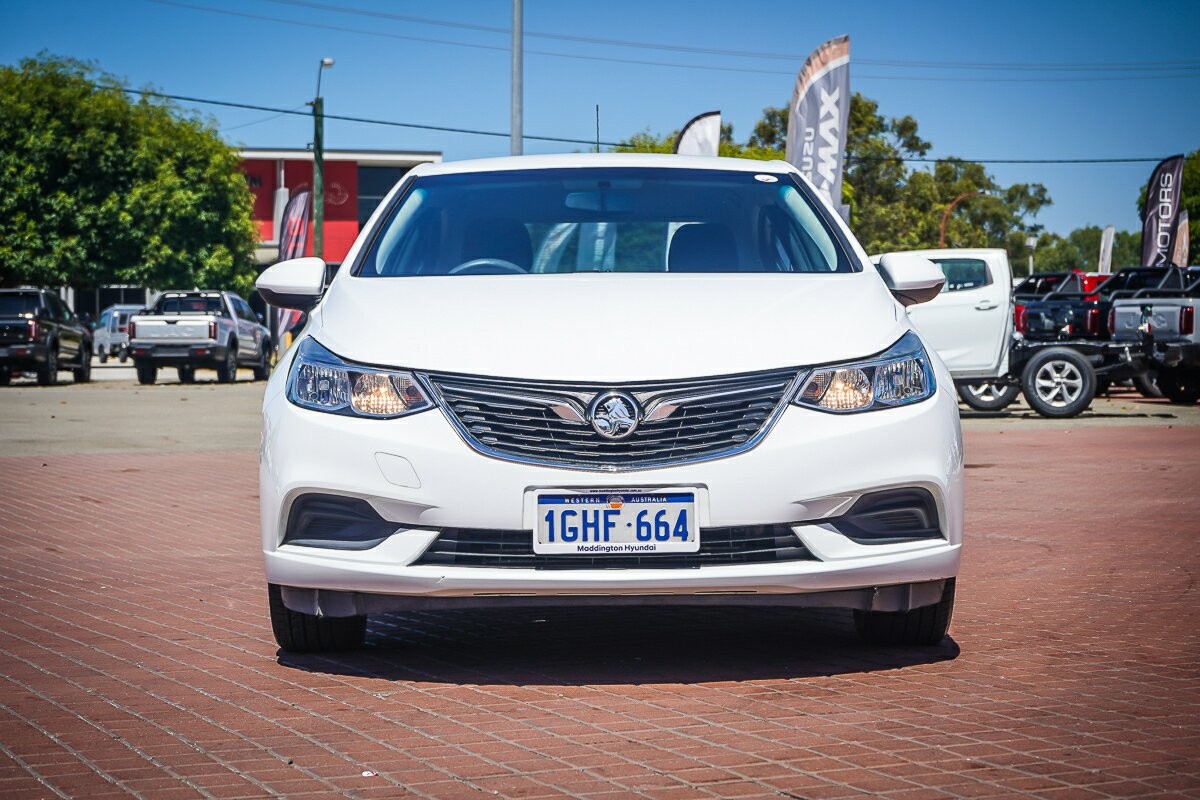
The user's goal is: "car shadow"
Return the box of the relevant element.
[276,606,960,685]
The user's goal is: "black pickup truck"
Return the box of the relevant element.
[1010,267,1191,416]
[0,289,92,385]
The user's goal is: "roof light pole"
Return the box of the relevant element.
[311,57,334,260]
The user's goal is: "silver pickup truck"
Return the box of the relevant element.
[1111,268,1200,404]
[128,291,272,385]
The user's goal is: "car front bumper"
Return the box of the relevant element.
[260,375,964,615]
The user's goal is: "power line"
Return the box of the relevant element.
[147,0,1200,83]
[124,85,1172,165]
[259,0,1200,73]
[127,88,624,146]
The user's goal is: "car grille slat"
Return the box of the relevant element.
[414,525,814,569]
[425,369,798,470]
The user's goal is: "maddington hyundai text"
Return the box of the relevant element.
[256,153,962,652]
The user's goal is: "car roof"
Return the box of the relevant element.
[406,152,796,179]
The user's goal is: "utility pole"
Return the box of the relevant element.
[312,57,334,259]
[511,0,523,155]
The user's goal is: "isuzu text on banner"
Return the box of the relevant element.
[1141,154,1184,267]
[785,35,850,221]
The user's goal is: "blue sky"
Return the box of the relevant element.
[3,0,1198,237]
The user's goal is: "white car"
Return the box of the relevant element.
[256,153,962,653]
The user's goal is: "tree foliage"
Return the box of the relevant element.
[0,55,258,293]
[615,93,1052,263]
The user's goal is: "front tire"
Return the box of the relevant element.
[36,344,58,386]
[73,349,91,383]
[252,341,272,381]
[177,366,195,384]
[956,382,1020,411]
[1132,370,1162,399]
[268,584,366,653]
[1022,347,1096,418]
[855,579,956,646]
[98,348,108,364]
[135,361,157,385]
[216,343,237,383]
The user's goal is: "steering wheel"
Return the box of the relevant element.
[448,258,526,275]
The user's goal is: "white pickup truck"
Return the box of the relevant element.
[873,249,1017,410]
[128,290,272,385]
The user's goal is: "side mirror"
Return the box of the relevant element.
[257,257,327,311]
[256,312,265,323]
[875,253,946,307]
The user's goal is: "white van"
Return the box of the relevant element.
[93,304,144,363]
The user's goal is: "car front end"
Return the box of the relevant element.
[257,154,963,652]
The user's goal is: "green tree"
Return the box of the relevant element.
[614,93,1050,259]
[0,55,258,293]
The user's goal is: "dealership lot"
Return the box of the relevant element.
[1,377,1198,798]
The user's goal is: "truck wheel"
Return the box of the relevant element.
[98,348,108,364]
[252,342,272,381]
[1160,368,1200,404]
[73,349,91,383]
[268,584,366,653]
[1022,348,1095,418]
[117,346,128,364]
[1132,371,1162,399]
[135,362,157,385]
[177,366,195,384]
[854,579,955,646]
[956,382,1019,411]
[216,343,237,383]
[36,345,58,386]
[0,368,10,386]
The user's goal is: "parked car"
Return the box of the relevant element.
[0,289,92,385]
[1111,268,1200,404]
[1015,266,1189,413]
[93,304,143,363]
[872,249,1018,412]
[128,291,272,385]
[256,153,963,653]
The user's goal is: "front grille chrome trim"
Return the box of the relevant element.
[422,368,805,472]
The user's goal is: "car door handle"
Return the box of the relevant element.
[974,301,999,310]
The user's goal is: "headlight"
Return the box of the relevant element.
[286,337,433,419]
[793,331,935,413]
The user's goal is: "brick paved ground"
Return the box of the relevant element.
[1,424,1198,798]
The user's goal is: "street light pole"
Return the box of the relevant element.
[511,0,523,155]
[939,190,986,248]
[312,57,334,260]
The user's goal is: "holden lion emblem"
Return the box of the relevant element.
[588,392,641,440]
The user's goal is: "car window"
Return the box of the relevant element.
[356,168,856,277]
[157,296,227,314]
[0,293,41,315]
[932,258,991,293]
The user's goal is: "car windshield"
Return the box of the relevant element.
[355,167,856,277]
[0,294,40,315]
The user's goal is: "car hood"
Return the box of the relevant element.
[311,273,906,381]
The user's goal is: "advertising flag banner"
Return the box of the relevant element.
[278,190,312,262]
[1098,225,1115,274]
[1141,154,1184,266]
[785,35,850,219]
[674,111,721,156]
[1172,211,1190,268]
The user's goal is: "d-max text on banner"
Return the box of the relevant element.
[785,35,850,220]
[674,111,721,157]
[1141,154,1184,266]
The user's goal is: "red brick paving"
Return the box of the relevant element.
[0,426,1198,798]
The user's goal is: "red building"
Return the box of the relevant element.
[240,148,441,265]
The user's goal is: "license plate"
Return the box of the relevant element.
[534,490,698,555]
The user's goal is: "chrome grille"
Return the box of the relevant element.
[424,369,800,470]
[414,525,812,569]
